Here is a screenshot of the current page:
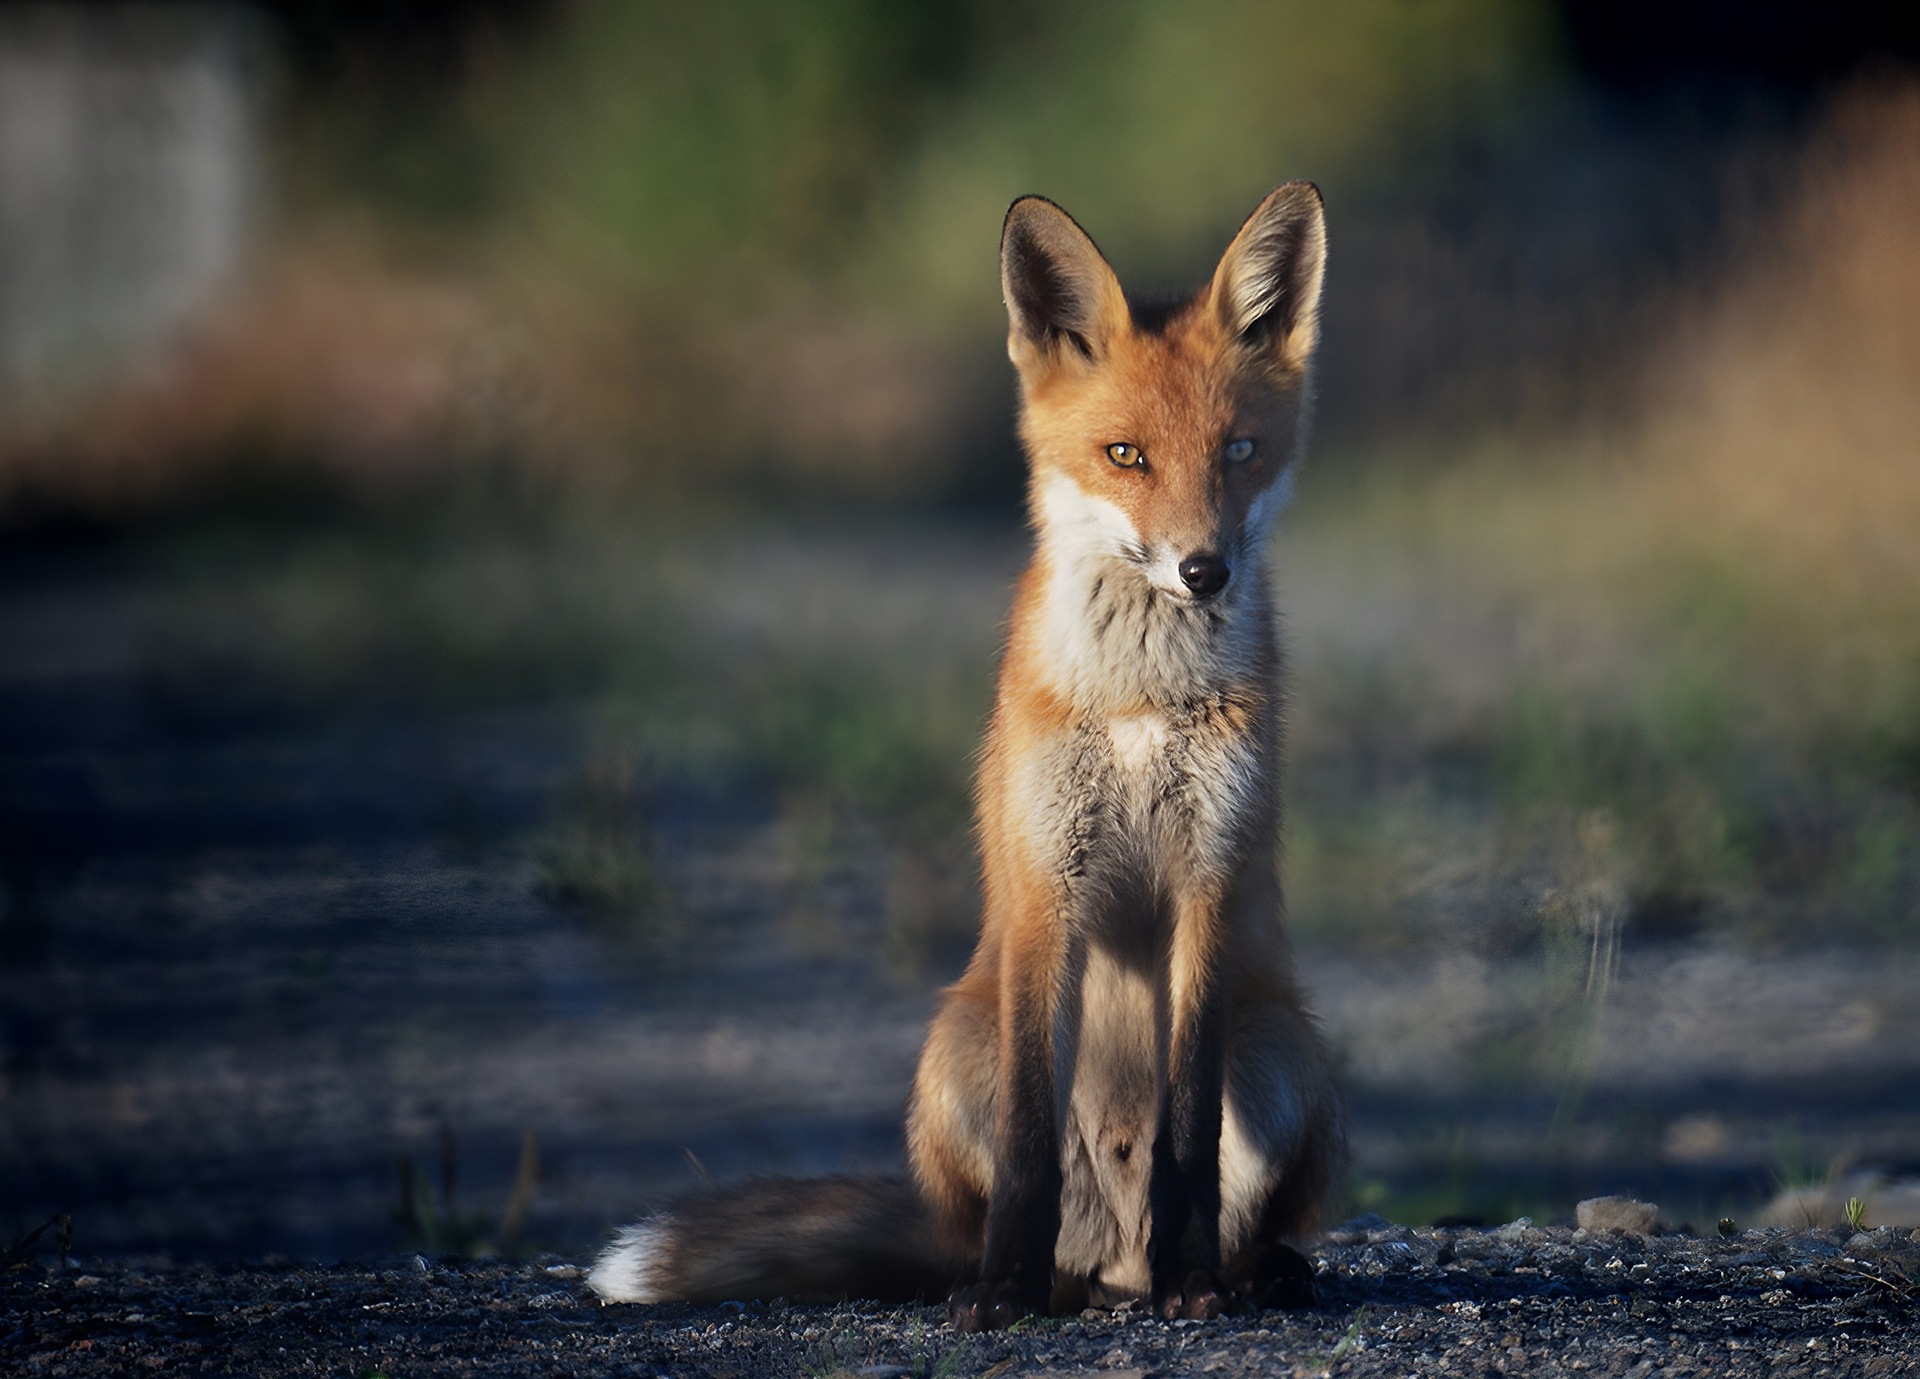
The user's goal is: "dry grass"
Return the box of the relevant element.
[1282,83,1920,952]
[0,224,964,514]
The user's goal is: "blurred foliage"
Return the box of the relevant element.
[0,0,1698,509]
[1285,452,1920,956]
[147,507,998,973]
[296,0,1557,304]
[498,0,994,286]
[80,17,1920,978]
[534,736,679,956]
[1279,88,1920,957]
[391,1127,542,1258]
[4,2,1914,1248]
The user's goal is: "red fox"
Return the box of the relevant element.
[589,184,1345,1330]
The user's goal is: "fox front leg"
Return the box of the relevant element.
[1148,907,1231,1321]
[947,928,1065,1332]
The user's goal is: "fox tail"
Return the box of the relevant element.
[587,1175,971,1305]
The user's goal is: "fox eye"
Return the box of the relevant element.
[1224,438,1257,465]
[1106,442,1145,469]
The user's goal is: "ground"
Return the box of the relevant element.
[7,523,1918,1264]
[6,1223,1918,1376]
[4,519,1920,1377]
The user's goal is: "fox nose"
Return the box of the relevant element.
[1178,553,1230,598]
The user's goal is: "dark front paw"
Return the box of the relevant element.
[946,1279,1041,1332]
[1238,1241,1316,1311]
[1154,1268,1227,1321]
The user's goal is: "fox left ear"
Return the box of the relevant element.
[1000,196,1130,375]
[1208,181,1326,375]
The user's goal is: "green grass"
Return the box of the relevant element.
[147,507,995,974]
[533,737,680,956]
[348,0,1554,306]
[1280,446,1920,958]
[143,448,1919,994]
[392,1129,543,1258]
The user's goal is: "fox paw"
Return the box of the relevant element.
[1155,1268,1227,1321]
[1237,1242,1316,1311]
[947,1279,1040,1332]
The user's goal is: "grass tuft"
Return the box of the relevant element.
[392,1127,543,1258]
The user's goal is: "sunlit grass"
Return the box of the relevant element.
[1283,437,1919,953]
[127,91,1920,994]
[1284,99,1920,953]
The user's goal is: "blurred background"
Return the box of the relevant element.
[3,0,1918,1263]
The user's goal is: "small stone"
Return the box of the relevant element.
[1577,1196,1659,1236]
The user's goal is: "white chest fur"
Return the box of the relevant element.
[1105,712,1169,773]
[1029,475,1267,712]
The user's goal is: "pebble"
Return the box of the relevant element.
[1577,1195,1660,1235]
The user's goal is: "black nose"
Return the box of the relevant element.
[1178,553,1230,598]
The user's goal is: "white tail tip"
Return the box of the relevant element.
[588,1217,675,1303]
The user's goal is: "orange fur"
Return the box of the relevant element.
[908,185,1344,1331]
[590,187,1343,1324]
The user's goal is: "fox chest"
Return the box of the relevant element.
[1011,704,1266,907]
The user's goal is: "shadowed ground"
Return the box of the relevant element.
[3,1224,1917,1375]
[4,520,1916,1264]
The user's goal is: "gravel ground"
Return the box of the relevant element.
[6,1222,1917,1377]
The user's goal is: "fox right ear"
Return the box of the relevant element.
[1000,197,1129,373]
[1208,181,1327,377]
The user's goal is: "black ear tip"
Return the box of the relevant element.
[1264,180,1325,217]
[1001,194,1064,245]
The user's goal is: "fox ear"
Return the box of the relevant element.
[1000,196,1130,373]
[1208,181,1326,374]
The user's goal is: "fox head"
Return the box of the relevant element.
[1001,185,1325,616]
